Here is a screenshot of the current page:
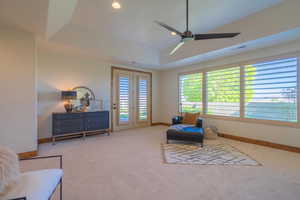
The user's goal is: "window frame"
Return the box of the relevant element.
[178,53,300,128]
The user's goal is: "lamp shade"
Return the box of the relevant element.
[61,91,77,100]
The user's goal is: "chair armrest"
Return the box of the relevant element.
[195,118,203,128]
[20,155,63,169]
[172,116,183,125]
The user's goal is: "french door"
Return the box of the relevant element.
[112,68,151,131]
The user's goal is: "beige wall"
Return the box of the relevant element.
[0,28,37,153]
[37,47,160,139]
[160,40,300,148]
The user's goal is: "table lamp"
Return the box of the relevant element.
[61,90,77,112]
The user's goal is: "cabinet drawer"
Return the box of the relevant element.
[53,118,85,135]
[53,113,83,120]
[86,118,109,131]
[85,111,108,118]
[85,111,109,131]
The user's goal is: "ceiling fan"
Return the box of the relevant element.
[155,0,240,55]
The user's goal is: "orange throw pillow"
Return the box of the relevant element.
[182,113,200,124]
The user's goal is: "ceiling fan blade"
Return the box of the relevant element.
[194,33,240,40]
[170,41,184,55]
[154,21,183,36]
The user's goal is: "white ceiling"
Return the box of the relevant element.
[161,27,300,69]
[1,0,299,70]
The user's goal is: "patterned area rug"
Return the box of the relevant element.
[162,143,261,166]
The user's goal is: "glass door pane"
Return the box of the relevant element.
[119,76,130,124]
[138,78,148,120]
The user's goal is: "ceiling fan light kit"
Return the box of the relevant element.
[155,0,241,55]
[112,0,121,9]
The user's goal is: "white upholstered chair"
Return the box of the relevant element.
[3,155,63,200]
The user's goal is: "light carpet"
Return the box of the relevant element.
[162,143,261,166]
[20,126,300,200]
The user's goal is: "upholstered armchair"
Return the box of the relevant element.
[4,155,63,200]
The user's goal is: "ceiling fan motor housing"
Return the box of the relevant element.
[183,30,193,37]
[182,30,194,42]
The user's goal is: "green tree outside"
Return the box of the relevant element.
[244,65,257,103]
[180,73,202,113]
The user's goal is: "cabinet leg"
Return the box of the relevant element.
[83,133,86,140]
[52,137,56,145]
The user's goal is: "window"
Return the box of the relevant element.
[244,58,298,122]
[179,73,202,113]
[178,56,299,125]
[207,67,240,117]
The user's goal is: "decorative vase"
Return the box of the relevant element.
[64,103,73,113]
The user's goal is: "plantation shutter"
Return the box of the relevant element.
[207,67,240,117]
[138,78,148,120]
[244,57,298,122]
[179,73,202,113]
[119,76,130,123]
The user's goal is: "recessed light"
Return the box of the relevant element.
[171,32,177,36]
[112,1,121,9]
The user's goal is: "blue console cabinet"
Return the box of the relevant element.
[52,111,109,143]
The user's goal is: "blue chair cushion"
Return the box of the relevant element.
[169,124,204,134]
